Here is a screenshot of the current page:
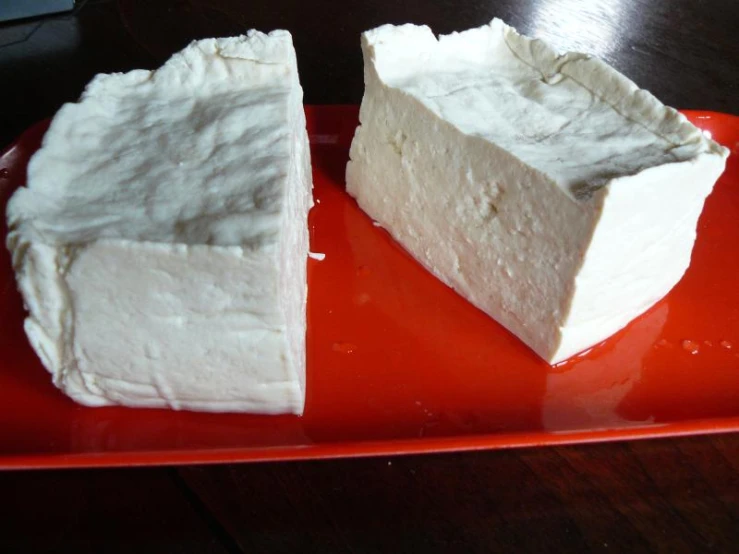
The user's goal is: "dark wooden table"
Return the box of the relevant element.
[1,1,738,552]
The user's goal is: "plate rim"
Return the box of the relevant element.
[1,416,737,470]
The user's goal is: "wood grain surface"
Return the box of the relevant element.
[1,0,738,552]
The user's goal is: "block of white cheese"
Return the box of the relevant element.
[6,30,312,413]
[346,20,729,364]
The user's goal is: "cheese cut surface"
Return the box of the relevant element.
[6,30,312,413]
[346,19,729,364]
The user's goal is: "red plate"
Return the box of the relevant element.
[1,106,738,469]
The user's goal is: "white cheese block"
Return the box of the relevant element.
[6,30,312,413]
[346,20,729,364]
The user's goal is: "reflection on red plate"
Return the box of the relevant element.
[0,106,737,469]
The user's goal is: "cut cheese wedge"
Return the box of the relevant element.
[6,30,312,413]
[346,20,729,364]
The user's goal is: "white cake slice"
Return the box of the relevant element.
[6,30,312,413]
[347,20,729,364]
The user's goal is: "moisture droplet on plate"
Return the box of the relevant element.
[332,342,356,354]
[681,339,700,355]
[720,340,733,350]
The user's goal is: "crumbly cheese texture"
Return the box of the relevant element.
[6,30,313,413]
[347,20,729,364]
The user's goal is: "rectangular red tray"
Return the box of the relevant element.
[1,105,738,469]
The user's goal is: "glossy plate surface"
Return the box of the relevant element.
[1,106,738,469]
